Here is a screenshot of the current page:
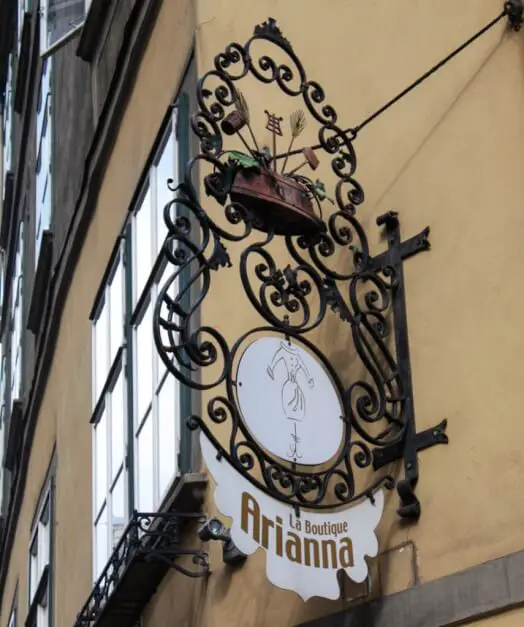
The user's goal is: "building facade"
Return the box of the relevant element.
[0,1,523,627]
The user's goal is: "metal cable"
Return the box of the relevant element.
[275,7,509,160]
[349,9,508,135]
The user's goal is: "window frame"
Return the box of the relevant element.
[91,357,128,580]
[39,0,92,58]
[0,351,7,514]
[35,58,53,267]
[10,223,24,407]
[91,242,125,409]
[27,478,54,627]
[91,243,128,581]
[7,588,17,627]
[3,53,14,183]
[17,1,31,49]
[130,111,184,512]
[90,86,195,581]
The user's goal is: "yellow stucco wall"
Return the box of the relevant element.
[184,0,524,623]
[2,1,524,627]
[194,0,524,595]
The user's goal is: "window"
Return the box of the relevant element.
[17,1,30,48]
[132,116,180,512]
[28,485,52,627]
[35,59,52,264]
[92,248,127,580]
[91,97,190,580]
[7,598,16,627]
[11,224,24,405]
[3,54,13,183]
[39,0,91,55]
[0,351,6,513]
[0,249,4,315]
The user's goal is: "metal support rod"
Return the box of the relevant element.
[274,2,520,161]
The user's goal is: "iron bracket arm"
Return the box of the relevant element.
[370,211,448,520]
[372,419,449,469]
[369,212,430,272]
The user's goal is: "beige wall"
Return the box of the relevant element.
[3,1,524,627]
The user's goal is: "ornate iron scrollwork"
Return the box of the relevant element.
[154,18,448,520]
[75,512,207,627]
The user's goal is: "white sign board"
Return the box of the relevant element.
[202,435,383,600]
[236,337,343,465]
[201,335,384,600]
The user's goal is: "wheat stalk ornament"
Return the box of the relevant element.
[282,110,306,173]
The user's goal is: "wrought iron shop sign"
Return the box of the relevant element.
[154,18,448,600]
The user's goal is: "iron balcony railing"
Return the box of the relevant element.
[74,511,208,627]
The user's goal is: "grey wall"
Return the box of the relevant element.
[52,42,94,267]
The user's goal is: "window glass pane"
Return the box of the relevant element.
[46,0,85,49]
[30,534,38,600]
[14,286,22,348]
[42,172,52,230]
[94,304,109,401]
[111,472,125,549]
[41,497,50,524]
[38,516,50,574]
[16,291,23,344]
[15,225,23,280]
[109,262,123,364]
[110,373,125,479]
[39,166,51,221]
[134,189,152,304]
[38,94,51,145]
[12,352,20,400]
[38,61,51,117]
[94,410,107,513]
[156,129,176,256]
[156,263,179,381]
[95,505,108,579]
[135,303,153,421]
[35,207,43,256]
[158,375,178,498]
[35,62,52,265]
[137,416,153,511]
[37,604,48,627]
[40,105,51,178]
[10,226,23,401]
[11,278,22,400]
[3,56,13,175]
[17,1,32,46]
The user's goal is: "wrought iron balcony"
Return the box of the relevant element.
[74,510,208,627]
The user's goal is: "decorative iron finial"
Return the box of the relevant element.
[287,147,319,176]
[233,89,261,152]
[254,17,293,52]
[281,110,307,173]
[264,110,283,170]
[264,110,283,137]
[506,0,524,30]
